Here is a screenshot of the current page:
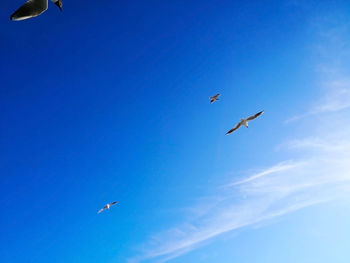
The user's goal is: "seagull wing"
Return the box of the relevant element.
[226,122,242,135]
[10,0,48,21]
[246,110,264,121]
[210,94,220,103]
[209,94,220,99]
[110,201,118,206]
[97,207,105,214]
[97,204,109,214]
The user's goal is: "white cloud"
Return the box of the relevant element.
[130,116,350,263]
[285,78,350,123]
[313,80,350,113]
[225,161,305,187]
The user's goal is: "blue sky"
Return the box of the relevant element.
[1,1,350,262]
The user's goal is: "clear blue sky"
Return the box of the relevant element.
[1,1,350,263]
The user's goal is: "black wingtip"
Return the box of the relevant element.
[55,1,63,12]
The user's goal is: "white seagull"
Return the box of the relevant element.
[97,201,118,214]
[226,110,264,135]
[10,0,62,21]
[210,94,220,104]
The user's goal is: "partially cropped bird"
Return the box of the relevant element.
[209,94,220,104]
[97,201,118,214]
[10,0,62,21]
[226,110,264,135]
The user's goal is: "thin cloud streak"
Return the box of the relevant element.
[225,161,305,187]
[286,79,350,123]
[131,141,350,263]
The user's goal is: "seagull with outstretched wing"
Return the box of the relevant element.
[210,94,220,104]
[226,110,264,135]
[10,0,62,21]
[97,201,118,214]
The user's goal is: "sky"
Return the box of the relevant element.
[1,1,350,262]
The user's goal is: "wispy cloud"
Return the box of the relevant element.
[225,161,304,187]
[286,78,350,123]
[285,136,350,153]
[286,18,350,123]
[131,142,350,263]
[130,15,350,263]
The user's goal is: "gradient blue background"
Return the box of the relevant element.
[1,1,350,262]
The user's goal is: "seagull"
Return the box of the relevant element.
[10,0,62,21]
[210,94,220,104]
[97,201,118,214]
[226,110,264,135]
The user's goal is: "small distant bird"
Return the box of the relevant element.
[97,201,118,214]
[226,110,264,135]
[10,0,63,21]
[210,94,220,104]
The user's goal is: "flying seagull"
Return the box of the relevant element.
[210,94,220,104]
[97,201,118,214]
[10,0,62,21]
[226,110,264,135]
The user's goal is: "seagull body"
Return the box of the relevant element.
[97,201,118,214]
[10,0,62,21]
[210,94,220,104]
[226,110,264,135]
